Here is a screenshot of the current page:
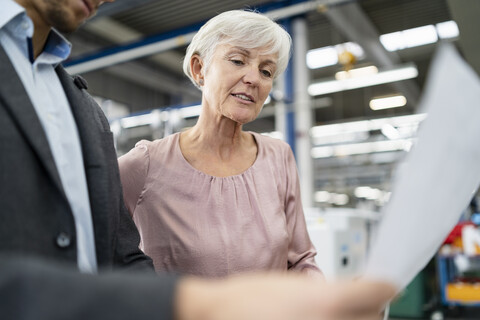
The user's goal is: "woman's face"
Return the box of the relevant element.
[200,43,277,125]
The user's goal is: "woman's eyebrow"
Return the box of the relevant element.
[228,47,251,56]
[262,59,277,66]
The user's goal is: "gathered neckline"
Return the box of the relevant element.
[173,131,261,179]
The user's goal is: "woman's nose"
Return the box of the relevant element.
[242,67,261,85]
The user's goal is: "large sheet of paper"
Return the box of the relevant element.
[364,44,480,290]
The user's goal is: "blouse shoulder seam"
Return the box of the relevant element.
[132,142,151,215]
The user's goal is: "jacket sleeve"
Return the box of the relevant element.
[0,254,178,320]
[93,107,154,272]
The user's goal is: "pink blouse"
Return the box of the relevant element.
[118,132,320,277]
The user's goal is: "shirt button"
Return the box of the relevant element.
[56,232,71,248]
[21,21,29,30]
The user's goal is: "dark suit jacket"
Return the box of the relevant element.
[0,44,153,272]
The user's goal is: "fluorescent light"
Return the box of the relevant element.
[314,191,349,205]
[307,46,338,69]
[381,123,401,140]
[306,42,365,69]
[369,95,407,110]
[120,113,155,128]
[379,31,404,52]
[308,63,418,96]
[315,191,331,202]
[335,66,378,80]
[380,26,437,51]
[311,146,334,158]
[312,131,369,145]
[402,25,438,48]
[311,139,413,158]
[436,21,459,39]
[354,186,390,201]
[331,193,349,205]
[380,21,456,52]
[310,113,426,138]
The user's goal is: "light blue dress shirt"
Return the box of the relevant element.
[0,0,98,273]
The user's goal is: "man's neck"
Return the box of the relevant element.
[14,0,51,59]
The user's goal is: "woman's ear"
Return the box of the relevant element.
[190,54,204,86]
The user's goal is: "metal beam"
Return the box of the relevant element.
[81,17,185,75]
[93,0,157,19]
[68,36,201,102]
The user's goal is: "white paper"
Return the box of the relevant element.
[364,43,480,290]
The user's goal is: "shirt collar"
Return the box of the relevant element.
[43,28,72,62]
[0,0,27,30]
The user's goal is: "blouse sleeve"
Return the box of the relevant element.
[283,146,323,276]
[118,141,150,217]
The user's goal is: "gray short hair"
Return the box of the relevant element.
[183,10,292,89]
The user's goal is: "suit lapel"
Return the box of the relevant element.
[55,66,104,168]
[56,66,110,264]
[0,45,67,199]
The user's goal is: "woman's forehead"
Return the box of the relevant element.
[217,43,278,60]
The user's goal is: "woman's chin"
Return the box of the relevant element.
[226,112,258,125]
[230,116,254,125]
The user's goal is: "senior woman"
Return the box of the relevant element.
[119,10,321,278]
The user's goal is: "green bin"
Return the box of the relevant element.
[389,271,426,318]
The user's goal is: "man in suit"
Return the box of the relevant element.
[0,0,153,274]
[0,0,396,319]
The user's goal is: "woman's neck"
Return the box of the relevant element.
[178,102,259,177]
[184,120,248,159]
[185,107,250,155]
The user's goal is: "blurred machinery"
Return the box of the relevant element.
[305,207,380,280]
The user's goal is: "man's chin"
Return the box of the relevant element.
[54,22,82,34]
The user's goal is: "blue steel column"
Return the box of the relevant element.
[276,19,293,145]
[292,16,314,208]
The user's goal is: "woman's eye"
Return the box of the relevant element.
[231,60,244,65]
[261,70,272,78]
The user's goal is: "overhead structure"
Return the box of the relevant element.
[323,1,421,107]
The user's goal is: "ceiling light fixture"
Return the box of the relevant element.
[380,25,437,51]
[308,63,418,96]
[306,46,338,69]
[369,94,407,110]
[379,21,458,52]
[310,113,427,138]
[335,65,378,80]
[436,21,460,39]
[306,42,365,69]
[310,139,413,159]
[120,113,154,129]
